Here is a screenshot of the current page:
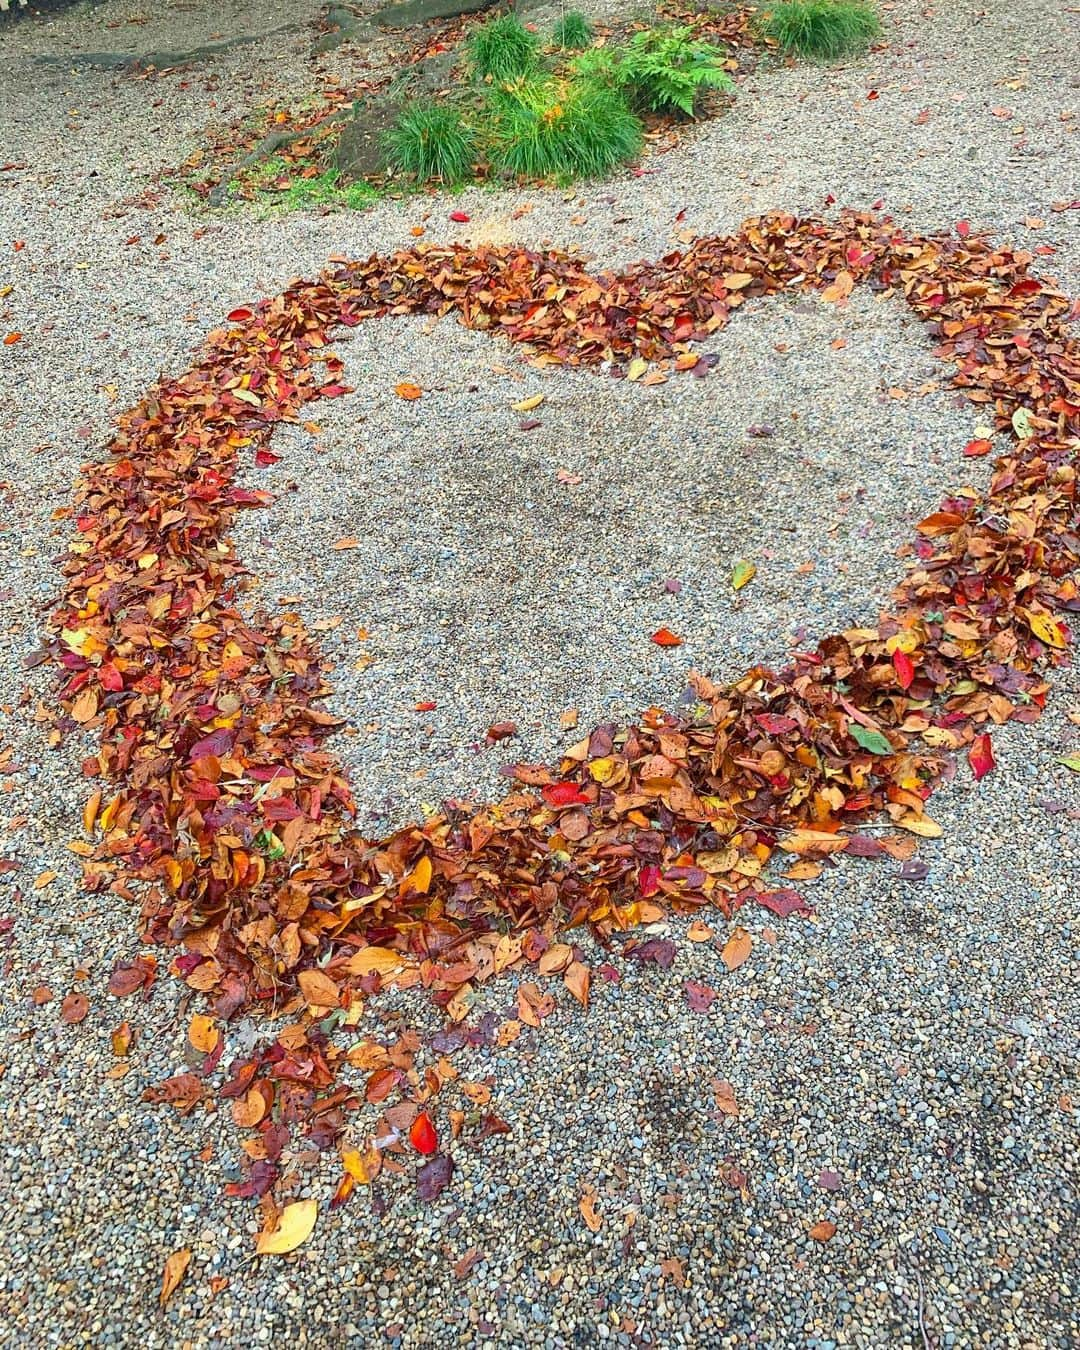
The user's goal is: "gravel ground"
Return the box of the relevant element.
[0,0,1077,1346]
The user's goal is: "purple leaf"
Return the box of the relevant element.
[417,1153,455,1202]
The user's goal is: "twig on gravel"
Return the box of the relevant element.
[898,1246,936,1350]
[205,105,355,208]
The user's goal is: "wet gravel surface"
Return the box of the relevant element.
[0,0,1077,1345]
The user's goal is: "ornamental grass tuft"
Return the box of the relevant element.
[488,77,642,181]
[551,9,593,50]
[384,100,476,183]
[762,0,881,60]
[468,12,540,82]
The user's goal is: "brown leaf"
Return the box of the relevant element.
[60,992,89,1024]
[720,928,752,971]
[159,1247,191,1306]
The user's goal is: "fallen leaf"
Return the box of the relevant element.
[60,992,89,1024]
[409,1111,439,1155]
[187,1012,219,1053]
[512,394,544,412]
[651,628,682,647]
[417,1152,454,1201]
[255,1199,318,1255]
[720,928,752,971]
[968,733,995,781]
[159,1247,191,1306]
[809,1220,837,1243]
[395,382,423,400]
[579,1190,602,1232]
[731,559,756,591]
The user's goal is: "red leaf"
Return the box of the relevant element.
[449,211,470,223]
[542,781,590,807]
[227,307,253,323]
[638,863,661,898]
[969,732,995,781]
[956,219,971,238]
[892,648,915,690]
[415,700,437,712]
[964,438,992,458]
[751,888,813,918]
[684,980,717,1012]
[650,628,683,647]
[409,1111,439,1155]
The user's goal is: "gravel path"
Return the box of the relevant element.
[0,0,1077,1346]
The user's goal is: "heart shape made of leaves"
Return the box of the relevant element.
[46,210,1079,1175]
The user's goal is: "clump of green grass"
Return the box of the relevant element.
[468,12,540,83]
[762,0,881,60]
[489,77,642,181]
[551,9,593,50]
[385,100,477,183]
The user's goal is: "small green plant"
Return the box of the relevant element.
[385,100,477,183]
[762,0,881,60]
[281,171,377,211]
[468,12,540,83]
[613,26,733,117]
[488,77,642,181]
[551,9,593,50]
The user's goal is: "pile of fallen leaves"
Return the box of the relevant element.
[41,210,1078,1246]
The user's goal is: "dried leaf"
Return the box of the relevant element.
[159,1247,191,1306]
[720,928,752,971]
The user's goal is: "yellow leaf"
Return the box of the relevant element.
[232,387,262,407]
[159,1247,191,1305]
[588,756,617,783]
[342,1141,382,1185]
[895,813,943,838]
[626,357,648,382]
[34,870,58,890]
[721,927,752,971]
[401,854,432,896]
[255,1199,318,1256]
[1026,610,1066,649]
[332,537,359,550]
[188,1013,219,1054]
[731,559,756,591]
[395,381,423,400]
[512,394,544,412]
[722,271,754,289]
[344,946,406,977]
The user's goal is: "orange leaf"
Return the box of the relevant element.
[395,382,423,400]
[579,1190,602,1232]
[809,1220,837,1243]
[159,1247,191,1305]
[563,960,590,1008]
[720,927,752,971]
[650,628,682,647]
[188,1013,219,1053]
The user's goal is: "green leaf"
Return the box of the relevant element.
[1056,755,1080,773]
[731,559,756,591]
[1012,406,1035,440]
[850,724,893,756]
